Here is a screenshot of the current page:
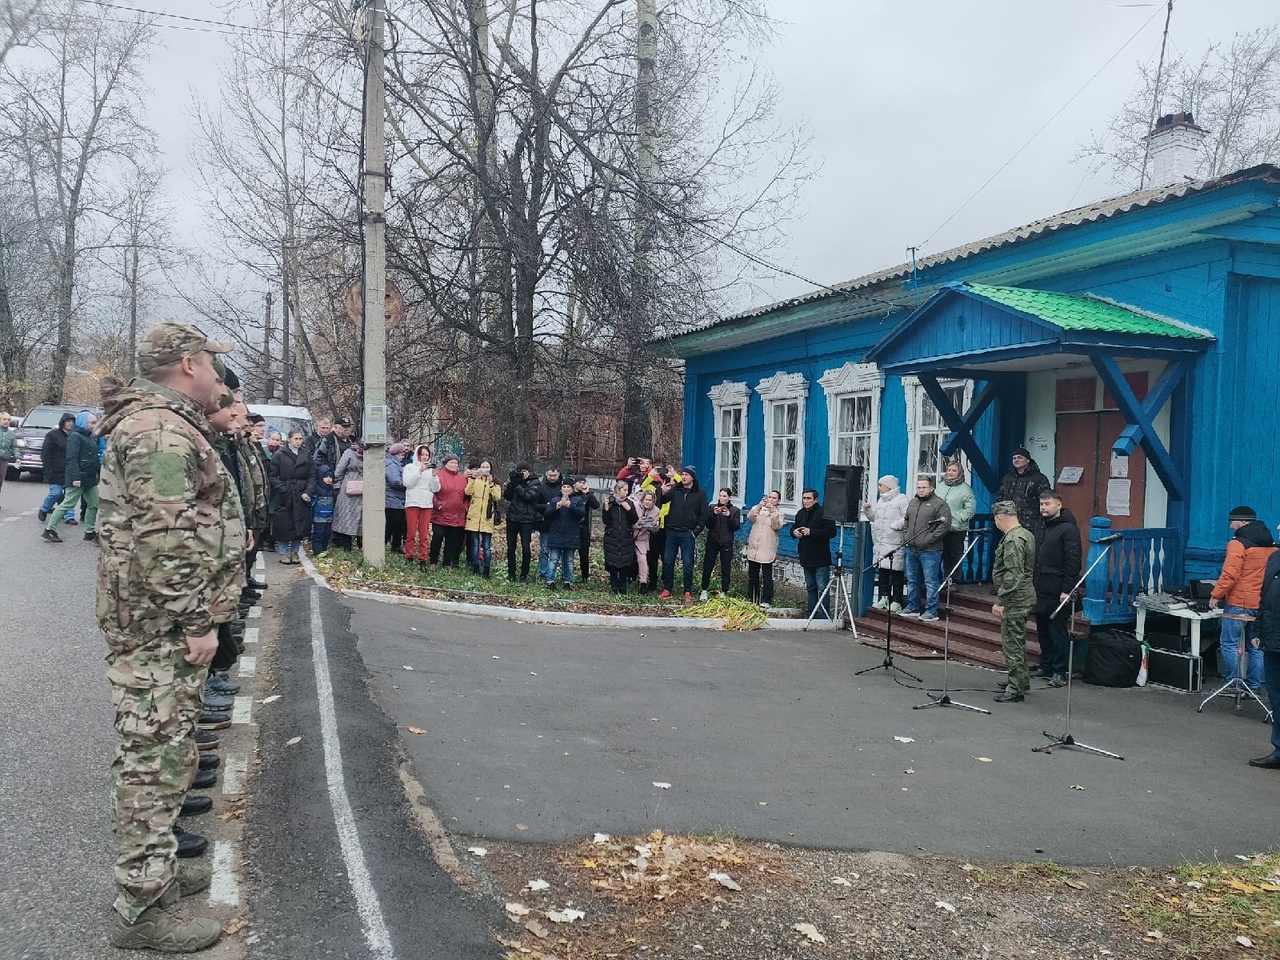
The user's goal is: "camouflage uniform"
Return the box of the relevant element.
[96,327,241,924]
[993,521,1037,695]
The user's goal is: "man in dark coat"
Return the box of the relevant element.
[1031,489,1082,687]
[38,411,75,521]
[534,466,564,581]
[1249,540,1280,769]
[656,465,710,600]
[42,411,100,542]
[900,475,951,621]
[504,463,542,582]
[574,476,601,579]
[791,487,838,619]
[996,447,1051,539]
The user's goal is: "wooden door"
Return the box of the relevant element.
[1055,411,1147,544]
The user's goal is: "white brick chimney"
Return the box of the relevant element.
[1145,112,1208,187]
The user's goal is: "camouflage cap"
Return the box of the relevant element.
[137,322,233,374]
[992,500,1019,516]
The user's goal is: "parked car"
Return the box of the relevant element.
[12,403,101,481]
[248,404,313,445]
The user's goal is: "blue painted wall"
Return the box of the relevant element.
[678,181,1280,575]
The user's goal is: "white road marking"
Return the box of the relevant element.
[254,554,265,571]
[243,627,259,644]
[247,606,262,619]
[231,696,254,725]
[238,656,256,678]
[222,756,247,795]
[309,587,396,960]
[208,841,240,906]
[298,550,330,589]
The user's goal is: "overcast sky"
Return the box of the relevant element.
[134,0,1277,311]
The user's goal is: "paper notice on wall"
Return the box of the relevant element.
[1109,453,1129,478]
[1106,478,1131,516]
[1057,466,1084,485]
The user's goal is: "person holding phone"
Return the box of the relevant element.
[699,487,741,600]
[746,490,784,608]
[403,444,440,566]
[464,458,503,577]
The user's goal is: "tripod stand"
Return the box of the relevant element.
[1197,613,1273,721]
[854,521,945,682]
[804,523,856,636]
[915,532,989,713]
[1033,540,1124,760]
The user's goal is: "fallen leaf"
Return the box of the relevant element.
[285,736,302,746]
[1144,930,1164,940]
[525,920,549,939]
[893,736,914,743]
[1065,879,1088,890]
[505,902,529,917]
[546,908,585,923]
[793,922,826,944]
[467,846,487,857]
[224,918,248,935]
[708,871,742,891]
[974,756,993,763]
[260,695,282,704]
[526,879,550,891]
[935,900,956,913]
[407,726,427,735]
[831,877,852,887]
[652,782,671,789]
[582,859,596,868]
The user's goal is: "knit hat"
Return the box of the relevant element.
[388,442,408,457]
[441,452,459,465]
[992,500,1019,516]
[878,475,899,489]
[1012,447,1031,460]
[515,462,530,473]
[1229,505,1257,522]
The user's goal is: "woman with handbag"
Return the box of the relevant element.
[463,458,503,577]
[332,441,365,550]
[268,429,313,564]
[633,489,661,594]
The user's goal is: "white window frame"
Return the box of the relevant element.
[755,371,809,512]
[818,362,882,506]
[903,375,973,488]
[708,380,750,506]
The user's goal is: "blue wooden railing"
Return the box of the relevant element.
[1082,517,1183,625]
[957,514,996,583]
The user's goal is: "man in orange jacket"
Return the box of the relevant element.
[1210,505,1276,690]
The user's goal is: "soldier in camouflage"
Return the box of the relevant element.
[97,321,243,952]
[991,500,1037,703]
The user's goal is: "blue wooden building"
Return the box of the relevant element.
[664,163,1280,625]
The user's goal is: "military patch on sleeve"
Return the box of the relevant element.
[147,451,193,499]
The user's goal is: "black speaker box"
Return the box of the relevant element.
[823,464,864,524]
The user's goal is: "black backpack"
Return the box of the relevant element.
[1083,629,1141,687]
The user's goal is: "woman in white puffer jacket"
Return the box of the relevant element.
[862,475,910,610]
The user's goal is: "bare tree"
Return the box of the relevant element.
[1080,23,1280,186]
[0,0,40,65]
[0,2,156,402]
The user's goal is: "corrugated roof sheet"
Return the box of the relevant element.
[961,282,1213,339]
[677,163,1280,337]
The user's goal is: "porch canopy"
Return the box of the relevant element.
[863,281,1215,500]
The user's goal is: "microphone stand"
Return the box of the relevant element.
[854,519,946,682]
[1033,539,1124,760]
[915,531,989,713]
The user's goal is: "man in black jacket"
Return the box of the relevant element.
[37,411,76,522]
[504,463,541,581]
[534,466,565,581]
[1249,541,1280,769]
[997,447,1051,540]
[574,476,601,579]
[1031,490,1082,687]
[657,465,710,600]
[791,488,838,619]
[42,411,100,543]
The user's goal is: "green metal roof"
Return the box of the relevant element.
[961,282,1212,339]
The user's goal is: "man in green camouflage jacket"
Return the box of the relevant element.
[96,321,243,952]
[991,500,1037,703]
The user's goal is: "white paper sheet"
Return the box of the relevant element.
[1106,478,1131,516]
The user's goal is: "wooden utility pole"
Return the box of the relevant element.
[262,292,275,401]
[360,0,388,567]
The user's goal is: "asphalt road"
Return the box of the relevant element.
[349,593,1278,867]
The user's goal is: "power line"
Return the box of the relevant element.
[919,5,1165,250]
[85,0,337,41]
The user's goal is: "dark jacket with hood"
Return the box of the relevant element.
[997,458,1051,533]
[657,475,710,535]
[601,494,639,571]
[41,416,74,483]
[543,491,585,549]
[534,473,566,531]
[1212,519,1276,609]
[504,471,543,525]
[704,500,742,547]
[65,413,101,488]
[1034,506,1082,604]
[269,444,315,542]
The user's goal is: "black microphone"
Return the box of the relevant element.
[1095,532,1123,543]
[927,517,948,525]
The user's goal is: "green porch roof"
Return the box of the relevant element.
[963,282,1212,339]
